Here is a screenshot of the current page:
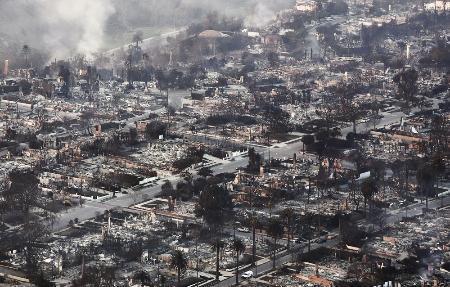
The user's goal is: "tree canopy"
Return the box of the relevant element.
[195,185,233,227]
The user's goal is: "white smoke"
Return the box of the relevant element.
[178,0,292,27]
[109,0,293,30]
[0,0,292,61]
[244,2,279,28]
[0,0,115,59]
[45,0,115,58]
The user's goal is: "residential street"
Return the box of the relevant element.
[215,195,450,287]
[52,99,445,232]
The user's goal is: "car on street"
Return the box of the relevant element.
[241,271,253,278]
[237,227,250,233]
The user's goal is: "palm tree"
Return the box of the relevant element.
[232,239,246,285]
[267,219,284,269]
[250,216,258,266]
[0,199,5,223]
[132,31,143,48]
[195,185,233,282]
[170,250,187,284]
[22,44,31,68]
[431,154,445,190]
[416,164,434,210]
[348,106,364,134]
[280,208,294,250]
[211,240,225,282]
[361,178,378,215]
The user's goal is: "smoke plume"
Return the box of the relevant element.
[0,0,115,59]
[0,0,293,61]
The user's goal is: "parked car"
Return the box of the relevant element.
[241,271,254,278]
[237,227,250,233]
[327,233,338,240]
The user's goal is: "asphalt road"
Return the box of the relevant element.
[215,195,450,287]
[52,181,164,231]
[385,195,450,225]
[52,97,441,231]
[104,29,186,57]
[46,102,450,287]
[52,142,309,231]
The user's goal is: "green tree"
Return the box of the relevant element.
[210,240,225,282]
[301,135,315,153]
[192,177,207,196]
[345,103,364,134]
[247,147,262,173]
[161,180,175,198]
[145,121,167,140]
[170,250,188,284]
[3,170,41,221]
[195,185,233,227]
[198,166,213,177]
[267,219,284,269]
[195,185,233,281]
[232,239,246,285]
[175,180,194,201]
[333,81,364,134]
[264,104,292,137]
[393,68,418,107]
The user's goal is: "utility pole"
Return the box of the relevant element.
[267,133,271,173]
[251,181,257,268]
[338,214,342,244]
[166,89,170,139]
[195,220,199,287]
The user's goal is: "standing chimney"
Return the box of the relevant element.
[293,153,297,170]
[81,255,85,278]
[3,60,8,77]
